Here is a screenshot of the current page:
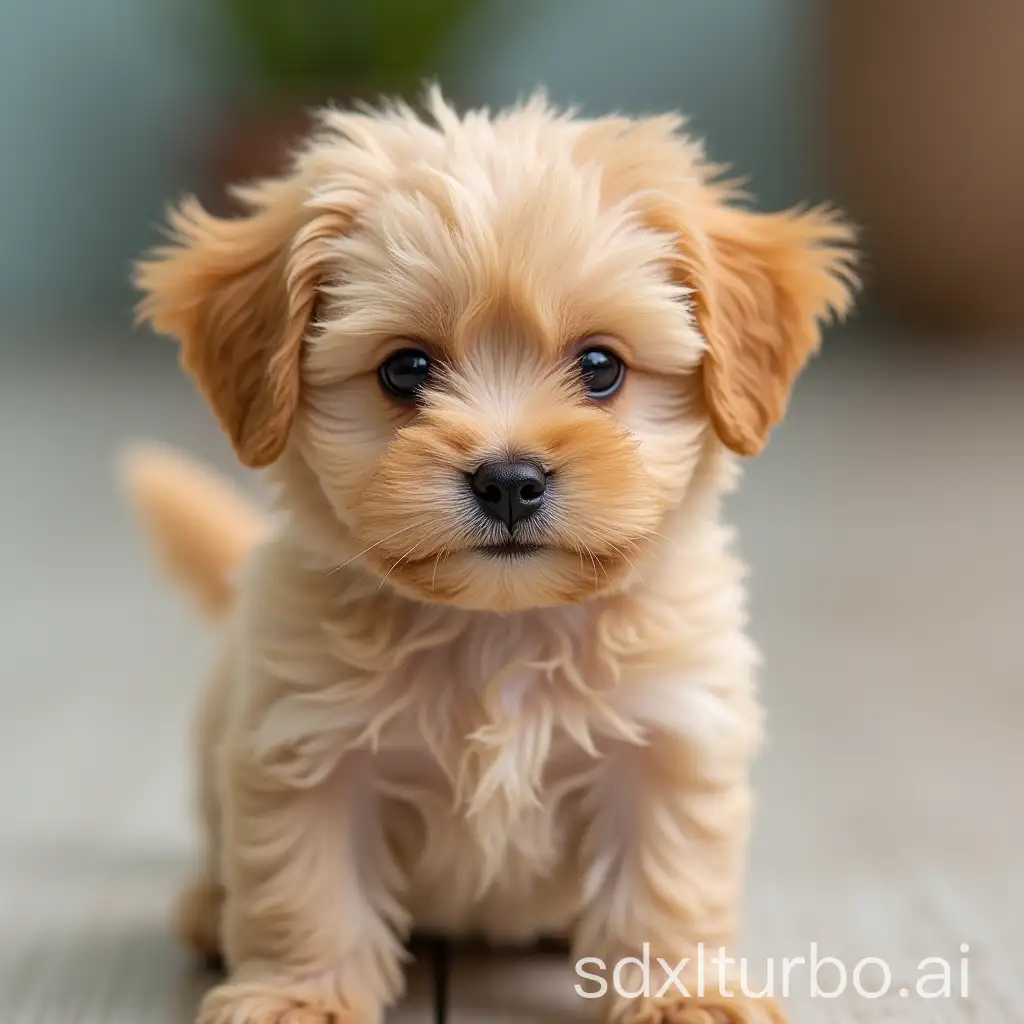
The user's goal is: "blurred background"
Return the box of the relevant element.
[2,0,1023,336]
[0,2,1021,1022]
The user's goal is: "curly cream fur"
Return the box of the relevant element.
[129,89,857,1024]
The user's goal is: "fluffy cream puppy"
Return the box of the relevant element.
[129,90,856,1024]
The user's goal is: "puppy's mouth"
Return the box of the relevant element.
[473,540,545,559]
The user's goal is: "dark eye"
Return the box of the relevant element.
[578,347,625,399]
[379,348,432,401]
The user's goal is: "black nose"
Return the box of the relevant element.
[469,460,547,530]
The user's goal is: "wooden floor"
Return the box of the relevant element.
[1,333,1020,1022]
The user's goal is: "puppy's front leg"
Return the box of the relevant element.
[574,708,782,1024]
[198,737,406,1024]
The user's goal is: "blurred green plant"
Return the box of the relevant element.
[222,0,474,87]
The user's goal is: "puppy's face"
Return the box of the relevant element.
[295,151,706,611]
[136,93,857,612]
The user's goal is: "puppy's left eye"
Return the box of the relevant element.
[379,348,432,402]
[577,347,625,399]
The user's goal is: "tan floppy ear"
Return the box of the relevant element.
[135,176,341,468]
[687,204,858,456]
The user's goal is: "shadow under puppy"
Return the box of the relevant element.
[127,90,856,1024]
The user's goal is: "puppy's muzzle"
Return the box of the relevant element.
[468,459,547,531]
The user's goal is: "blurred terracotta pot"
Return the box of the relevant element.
[212,96,317,197]
[198,87,337,216]
[200,80,403,216]
[825,0,1024,330]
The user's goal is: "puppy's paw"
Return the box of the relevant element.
[176,876,224,960]
[197,979,375,1024]
[620,992,786,1024]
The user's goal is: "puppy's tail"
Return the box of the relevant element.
[119,444,269,618]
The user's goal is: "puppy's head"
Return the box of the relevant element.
[136,92,856,612]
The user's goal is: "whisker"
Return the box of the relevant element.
[431,542,454,593]
[606,541,646,586]
[578,542,605,588]
[645,529,676,547]
[326,523,420,577]
[378,536,429,591]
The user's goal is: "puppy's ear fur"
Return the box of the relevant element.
[135,176,342,468]
[578,116,858,456]
[689,204,858,456]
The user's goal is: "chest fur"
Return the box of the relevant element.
[370,614,612,872]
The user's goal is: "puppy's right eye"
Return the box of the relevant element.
[378,348,432,402]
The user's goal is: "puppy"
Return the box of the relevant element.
[129,90,856,1024]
